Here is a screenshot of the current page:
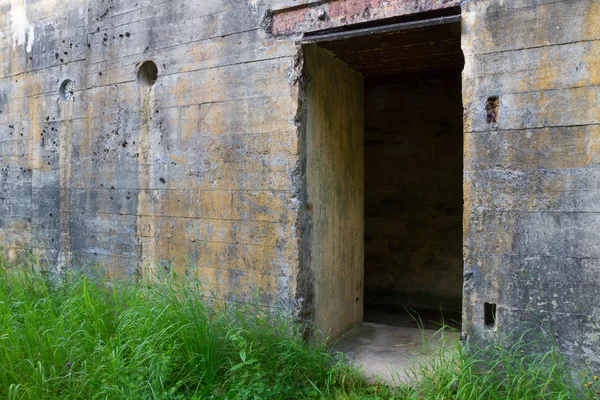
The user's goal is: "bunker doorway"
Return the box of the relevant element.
[303,15,464,345]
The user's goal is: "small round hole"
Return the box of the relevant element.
[59,79,74,102]
[138,60,158,87]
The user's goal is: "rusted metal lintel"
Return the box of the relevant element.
[299,14,461,44]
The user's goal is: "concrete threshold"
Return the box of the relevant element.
[333,322,459,386]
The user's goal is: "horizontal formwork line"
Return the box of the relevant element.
[26,225,291,237]
[85,27,259,67]
[28,210,295,225]
[158,267,293,279]
[0,112,90,122]
[462,81,600,99]
[27,228,290,248]
[157,55,290,80]
[464,38,600,58]
[501,305,591,318]
[467,209,600,214]
[156,96,290,112]
[6,246,294,278]
[0,120,292,137]
[24,237,288,253]
[467,122,600,135]
[87,1,238,33]
[463,82,600,104]
[88,0,175,27]
[1,39,283,99]
[32,187,296,193]
[70,160,297,169]
[0,57,88,80]
[508,0,576,11]
[6,70,291,102]
[22,246,290,266]
[28,216,296,230]
[468,122,600,134]
[465,165,600,173]
[4,242,292,268]
[1,51,286,101]
[0,154,31,159]
[31,215,293,227]
[30,214,295,225]
[0,13,252,79]
[187,298,286,312]
[0,94,291,122]
[0,138,32,144]
[117,236,283,250]
[63,188,296,193]
[0,198,32,202]
[500,253,600,261]
[84,63,289,98]
[87,15,159,34]
[24,186,297,193]
[466,53,600,82]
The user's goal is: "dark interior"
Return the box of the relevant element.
[319,21,464,330]
[362,72,463,330]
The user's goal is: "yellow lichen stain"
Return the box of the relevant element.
[534,45,555,93]
[136,86,158,279]
[154,184,277,287]
[584,1,600,40]
[152,148,294,295]
[27,76,50,172]
[179,104,200,144]
[159,228,285,302]
[172,75,193,109]
[78,112,97,158]
[0,220,33,261]
[462,130,473,244]
[57,91,75,268]
[586,126,600,165]
[169,154,185,164]
[199,266,280,303]
[583,41,600,90]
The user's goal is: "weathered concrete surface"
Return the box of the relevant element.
[2,0,600,375]
[303,44,364,340]
[462,0,600,372]
[334,322,459,385]
[364,75,463,313]
[0,0,456,342]
[0,0,303,310]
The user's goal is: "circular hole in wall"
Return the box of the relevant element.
[138,60,158,87]
[59,79,75,102]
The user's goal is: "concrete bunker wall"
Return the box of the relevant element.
[0,0,599,375]
[0,0,305,310]
[462,0,600,371]
[303,44,365,340]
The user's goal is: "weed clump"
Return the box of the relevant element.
[0,258,370,399]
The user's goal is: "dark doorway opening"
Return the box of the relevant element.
[362,71,464,330]
[303,16,464,384]
[315,19,465,331]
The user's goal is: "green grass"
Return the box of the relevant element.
[0,254,594,399]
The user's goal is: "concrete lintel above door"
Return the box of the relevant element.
[269,0,461,37]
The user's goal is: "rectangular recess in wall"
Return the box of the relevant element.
[484,302,497,328]
[486,96,500,124]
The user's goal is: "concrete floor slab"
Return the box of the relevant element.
[333,322,459,385]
